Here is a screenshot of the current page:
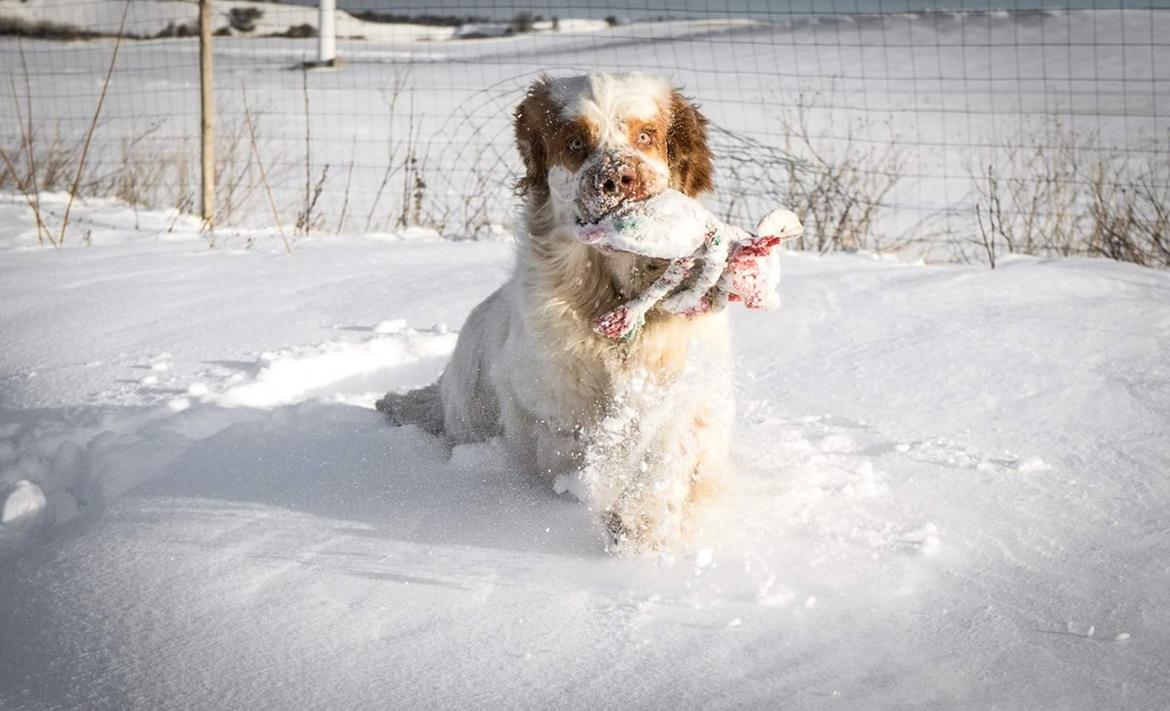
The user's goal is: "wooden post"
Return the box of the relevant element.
[199,0,214,225]
[318,0,336,66]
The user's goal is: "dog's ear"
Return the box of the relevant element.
[666,90,714,197]
[513,76,554,197]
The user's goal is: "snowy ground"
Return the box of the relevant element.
[1,194,1169,709]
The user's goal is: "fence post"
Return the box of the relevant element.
[199,0,214,225]
[318,0,336,66]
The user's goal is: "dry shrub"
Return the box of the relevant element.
[0,129,77,194]
[714,90,908,254]
[0,16,102,40]
[1,111,285,240]
[970,121,1169,268]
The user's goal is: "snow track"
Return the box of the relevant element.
[215,324,458,409]
[0,324,460,554]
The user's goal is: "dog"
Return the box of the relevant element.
[379,72,739,550]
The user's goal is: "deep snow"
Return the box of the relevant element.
[1,194,1169,709]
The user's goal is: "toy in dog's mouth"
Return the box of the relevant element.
[573,190,715,261]
[575,193,639,228]
[575,204,631,253]
[575,222,622,254]
[575,195,646,252]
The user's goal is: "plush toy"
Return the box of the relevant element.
[575,189,803,340]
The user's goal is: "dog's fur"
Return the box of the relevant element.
[379,72,732,549]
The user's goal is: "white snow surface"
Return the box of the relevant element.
[2,197,1170,709]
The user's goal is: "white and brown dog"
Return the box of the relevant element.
[380,72,744,550]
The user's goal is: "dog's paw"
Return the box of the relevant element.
[375,383,445,435]
[603,505,685,554]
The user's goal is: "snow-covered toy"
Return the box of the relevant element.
[575,189,803,340]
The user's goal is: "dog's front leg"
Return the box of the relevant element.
[586,377,732,552]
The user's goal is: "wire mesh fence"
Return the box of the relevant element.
[1,0,1167,263]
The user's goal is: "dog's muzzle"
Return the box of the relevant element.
[577,151,660,223]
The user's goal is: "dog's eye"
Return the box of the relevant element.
[568,137,584,152]
[637,131,653,146]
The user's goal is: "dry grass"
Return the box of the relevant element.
[0,108,291,246]
[355,72,443,234]
[969,121,1169,268]
[714,92,909,255]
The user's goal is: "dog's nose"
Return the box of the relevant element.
[599,163,640,199]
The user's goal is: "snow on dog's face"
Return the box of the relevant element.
[513,72,714,226]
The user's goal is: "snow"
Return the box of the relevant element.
[0,480,46,525]
[2,196,1169,708]
[214,326,458,409]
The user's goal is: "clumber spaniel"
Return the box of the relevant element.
[380,72,766,551]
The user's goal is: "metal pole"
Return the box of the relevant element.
[199,0,214,225]
[318,0,336,66]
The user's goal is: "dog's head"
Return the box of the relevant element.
[513,72,713,226]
